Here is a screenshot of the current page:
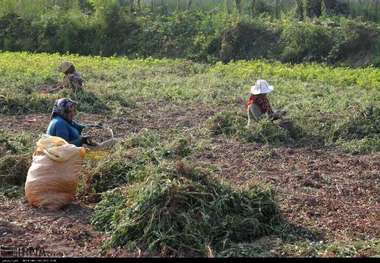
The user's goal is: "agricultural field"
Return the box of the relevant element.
[0,51,379,257]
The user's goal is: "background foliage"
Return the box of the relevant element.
[1,0,380,66]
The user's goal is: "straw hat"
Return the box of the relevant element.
[58,61,74,73]
[250,79,274,95]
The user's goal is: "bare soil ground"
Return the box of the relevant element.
[197,139,380,241]
[0,103,379,257]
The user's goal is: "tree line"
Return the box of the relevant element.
[0,0,380,67]
[1,1,380,22]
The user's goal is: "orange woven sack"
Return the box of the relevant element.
[25,135,86,210]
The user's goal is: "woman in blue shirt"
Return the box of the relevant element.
[47,98,99,147]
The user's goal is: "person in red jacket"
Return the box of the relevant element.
[246,79,286,126]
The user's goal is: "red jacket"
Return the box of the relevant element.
[246,94,273,114]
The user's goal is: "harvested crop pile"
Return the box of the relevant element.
[0,129,34,156]
[86,149,136,193]
[206,111,246,136]
[0,136,19,157]
[331,106,380,153]
[0,154,31,186]
[91,160,280,256]
[206,111,303,145]
[334,106,380,140]
[74,90,110,114]
[84,133,156,193]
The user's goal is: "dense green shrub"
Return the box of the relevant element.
[328,19,380,66]
[1,9,380,66]
[219,20,281,63]
[280,20,334,63]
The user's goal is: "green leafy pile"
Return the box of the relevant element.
[92,161,279,256]
[0,154,31,186]
[206,111,303,146]
[90,129,280,256]
[333,106,380,154]
[334,106,380,140]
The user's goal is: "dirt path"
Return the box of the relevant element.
[0,199,104,257]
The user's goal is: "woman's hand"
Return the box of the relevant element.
[81,136,98,146]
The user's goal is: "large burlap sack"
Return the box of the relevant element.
[25,135,86,210]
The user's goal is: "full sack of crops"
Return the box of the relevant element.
[25,135,86,210]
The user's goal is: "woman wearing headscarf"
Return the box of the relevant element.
[47,98,100,147]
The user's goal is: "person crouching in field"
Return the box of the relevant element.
[47,98,99,147]
[246,79,286,126]
[58,61,85,93]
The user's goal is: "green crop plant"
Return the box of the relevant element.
[1,50,380,257]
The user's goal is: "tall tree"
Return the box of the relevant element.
[375,0,380,22]
[151,0,154,12]
[225,0,231,14]
[322,0,337,15]
[295,0,304,20]
[235,0,242,15]
[128,0,135,13]
[187,0,192,10]
[250,0,256,17]
[275,0,280,18]
[304,0,322,18]
[137,0,141,11]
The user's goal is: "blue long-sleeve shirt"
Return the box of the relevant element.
[47,115,86,147]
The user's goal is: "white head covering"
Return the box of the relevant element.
[250,79,274,95]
